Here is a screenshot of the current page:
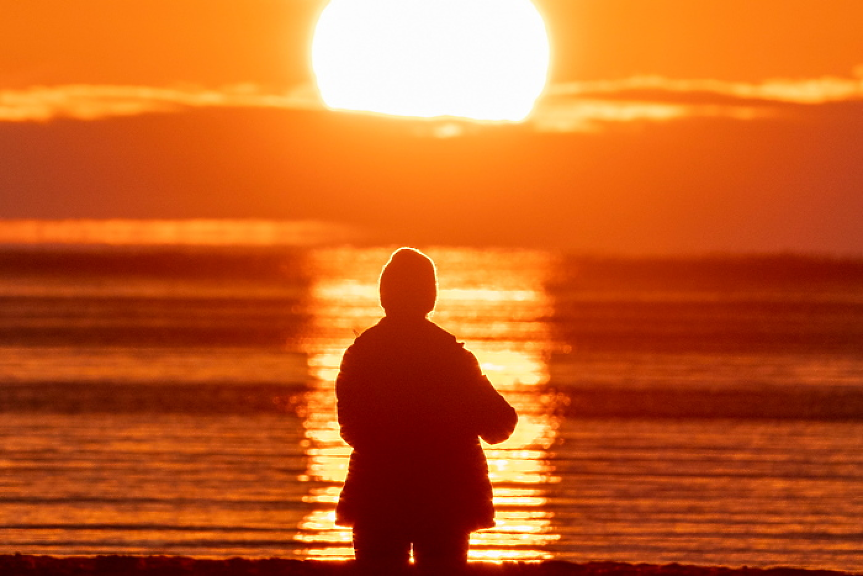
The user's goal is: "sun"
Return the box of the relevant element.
[311,0,550,122]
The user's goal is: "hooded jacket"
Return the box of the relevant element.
[335,315,518,531]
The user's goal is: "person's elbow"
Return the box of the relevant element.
[479,406,518,445]
[339,423,358,447]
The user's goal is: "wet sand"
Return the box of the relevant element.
[1,556,857,576]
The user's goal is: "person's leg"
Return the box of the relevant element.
[352,523,412,575]
[412,527,470,576]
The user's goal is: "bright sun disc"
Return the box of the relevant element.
[312,0,550,122]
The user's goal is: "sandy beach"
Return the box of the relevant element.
[2,556,859,576]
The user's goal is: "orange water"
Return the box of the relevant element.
[1,243,862,569]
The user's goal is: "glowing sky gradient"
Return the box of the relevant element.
[2,0,862,254]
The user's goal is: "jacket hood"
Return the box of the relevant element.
[379,247,437,317]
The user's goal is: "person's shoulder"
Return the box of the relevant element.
[422,321,486,379]
[422,318,460,344]
[349,320,387,347]
[339,321,387,372]
[354,317,463,350]
[423,320,479,361]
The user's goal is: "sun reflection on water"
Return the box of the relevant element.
[295,248,561,561]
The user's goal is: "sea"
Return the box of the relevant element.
[1,223,862,571]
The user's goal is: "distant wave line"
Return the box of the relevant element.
[3,381,863,420]
[0,524,285,533]
[0,497,308,508]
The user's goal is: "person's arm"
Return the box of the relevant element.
[460,348,518,444]
[335,344,363,447]
[474,375,518,444]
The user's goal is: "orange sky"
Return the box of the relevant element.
[1,0,862,254]
[5,0,863,86]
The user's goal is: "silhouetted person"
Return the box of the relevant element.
[335,248,518,575]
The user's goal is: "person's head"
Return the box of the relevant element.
[379,247,437,318]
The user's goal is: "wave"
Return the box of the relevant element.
[3,380,862,420]
[0,382,305,414]
[553,384,863,421]
[0,555,857,575]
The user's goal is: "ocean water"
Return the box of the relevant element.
[1,245,862,570]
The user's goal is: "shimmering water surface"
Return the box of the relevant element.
[1,244,862,570]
